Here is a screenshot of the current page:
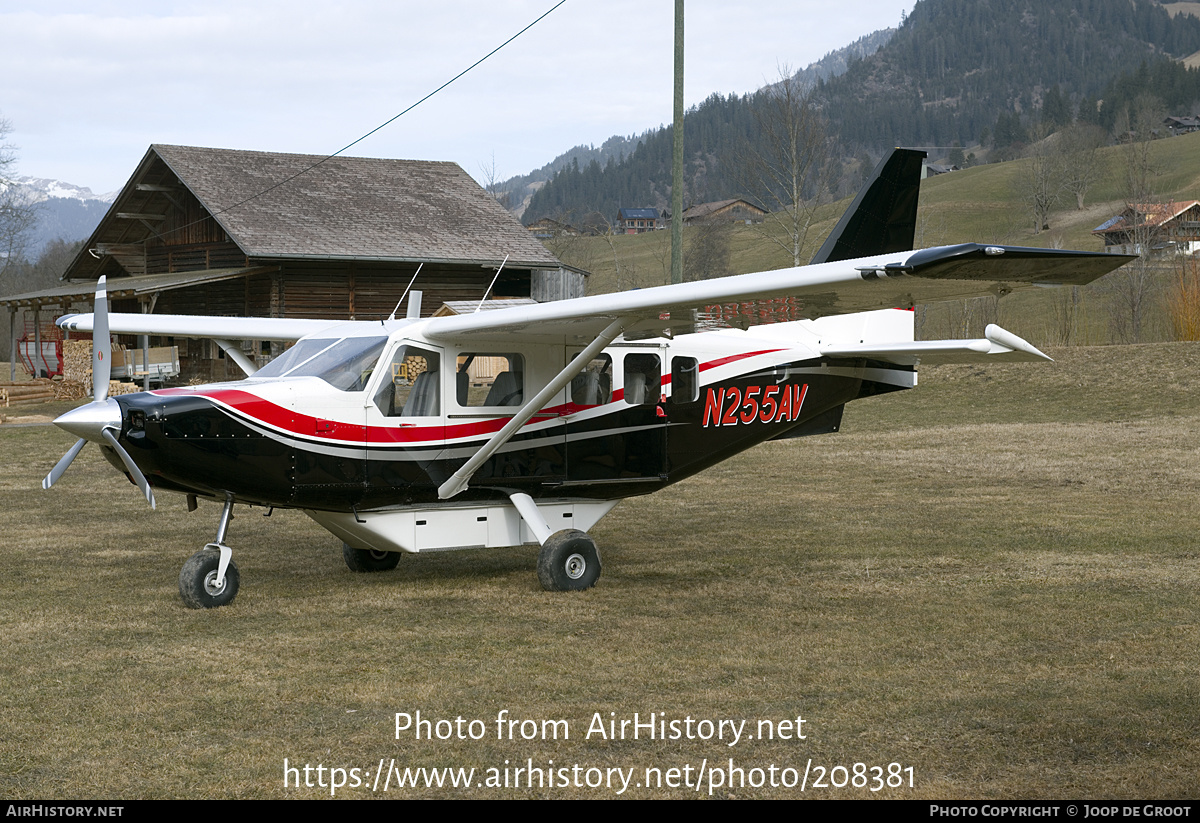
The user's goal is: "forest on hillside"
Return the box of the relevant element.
[521,0,1200,229]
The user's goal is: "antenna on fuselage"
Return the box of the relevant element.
[474,254,509,313]
[389,263,424,321]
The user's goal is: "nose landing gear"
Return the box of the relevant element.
[179,495,240,609]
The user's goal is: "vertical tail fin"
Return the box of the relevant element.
[809,148,927,264]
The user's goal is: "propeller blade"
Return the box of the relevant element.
[92,276,110,401]
[41,438,87,490]
[100,427,156,509]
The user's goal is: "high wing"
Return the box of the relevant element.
[55,147,1132,349]
[56,313,341,341]
[420,243,1131,345]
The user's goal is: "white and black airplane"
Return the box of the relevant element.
[43,149,1131,607]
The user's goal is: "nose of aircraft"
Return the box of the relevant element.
[52,396,123,442]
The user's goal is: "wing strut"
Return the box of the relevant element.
[438,317,628,499]
[213,338,259,376]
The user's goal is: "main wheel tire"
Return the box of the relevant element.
[179,549,240,609]
[343,542,401,572]
[537,529,601,592]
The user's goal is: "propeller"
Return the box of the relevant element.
[42,276,156,509]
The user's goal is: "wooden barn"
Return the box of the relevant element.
[4,144,582,382]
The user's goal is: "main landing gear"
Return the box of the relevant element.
[179,495,240,609]
[342,542,401,572]
[537,529,601,592]
[508,492,602,592]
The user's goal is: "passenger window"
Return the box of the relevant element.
[456,353,524,407]
[570,354,612,405]
[671,357,699,404]
[374,346,440,417]
[623,353,660,405]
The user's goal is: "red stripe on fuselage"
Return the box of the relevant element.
[149,347,790,445]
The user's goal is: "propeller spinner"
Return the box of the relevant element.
[42,276,156,508]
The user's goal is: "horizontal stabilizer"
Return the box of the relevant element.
[820,324,1050,365]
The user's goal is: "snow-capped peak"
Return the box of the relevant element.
[0,176,117,204]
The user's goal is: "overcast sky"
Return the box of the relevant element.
[1,0,915,195]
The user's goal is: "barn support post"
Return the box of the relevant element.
[140,299,150,390]
[33,303,41,379]
[9,306,17,382]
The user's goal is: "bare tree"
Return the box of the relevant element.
[739,67,833,267]
[683,216,731,282]
[477,152,510,209]
[1017,124,1060,234]
[1099,97,1165,343]
[1055,123,1108,211]
[0,116,38,282]
[534,211,604,285]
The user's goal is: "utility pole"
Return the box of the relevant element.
[670,0,684,285]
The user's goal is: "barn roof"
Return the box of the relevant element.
[1091,201,1200,235]
[67,144,560,280]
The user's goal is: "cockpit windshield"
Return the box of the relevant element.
[253,336,388,391]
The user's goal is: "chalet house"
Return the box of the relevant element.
[1164,116,1200,136]
[525,217,578,239]
[3,145,581,382]
[616,208,662,234]
[681,198,767,225]
[1092,201,1200,257]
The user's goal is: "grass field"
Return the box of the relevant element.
[2,344,1199,799]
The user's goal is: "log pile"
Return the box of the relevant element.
[0,379,140,406]
[0,380,55,407]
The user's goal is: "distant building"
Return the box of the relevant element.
[1092,201,1200,256]
[616,208,662,234]
[682,198,767,225]
[922,163,959,177]
[1164,116,1200,136]
[525,217,578,239]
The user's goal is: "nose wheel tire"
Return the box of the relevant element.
[179,548,240,609]
[537,529,601,591]
[343,542,402,572]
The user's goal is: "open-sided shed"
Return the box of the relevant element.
[3,145,583,382]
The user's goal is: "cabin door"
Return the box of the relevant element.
[563,347,668,484]
[362,343,446,502]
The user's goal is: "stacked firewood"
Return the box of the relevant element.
[108,380,141,396]
[62,340,93,383]
[53,380,90,401]
[61,340,140,397]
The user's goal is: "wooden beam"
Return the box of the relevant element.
[116,212,166,221]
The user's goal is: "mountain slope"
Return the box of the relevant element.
[824,0,1200,148]
[521,0,1200,227]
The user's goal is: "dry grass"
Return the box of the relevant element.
[2,344,1199,798]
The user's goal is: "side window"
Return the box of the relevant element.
[570,354,612,405]
[623,353,660,405]
[671,356,699,404]
[456,353,524,407]
[374,346,440,417]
